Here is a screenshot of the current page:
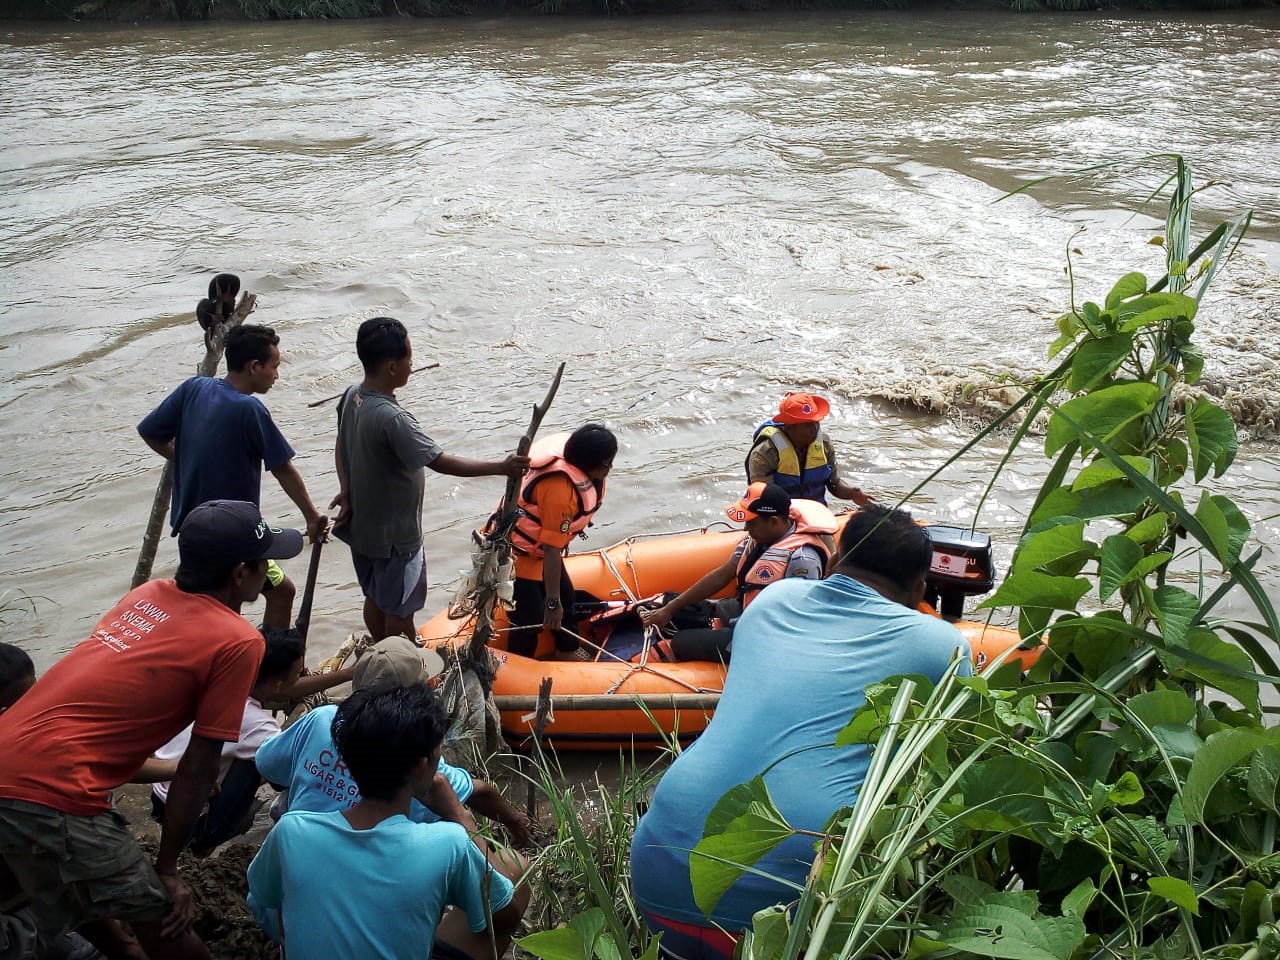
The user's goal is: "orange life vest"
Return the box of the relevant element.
[734,498,837,607]
[509,433,605,560]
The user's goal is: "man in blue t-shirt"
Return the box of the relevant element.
[255,636,532,845]
[247,683,529,960]
[630,506,971,960]
[138,324,328,630]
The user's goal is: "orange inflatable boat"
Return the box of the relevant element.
[419,522,1040,751]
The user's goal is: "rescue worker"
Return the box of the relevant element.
[746,392,872,506]
[639,483,836,663]
[507,423,617,661]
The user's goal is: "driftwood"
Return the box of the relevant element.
[526,676,554,816]
[495,692,721,712]
[130,293,257,589]
[465,363,566,666]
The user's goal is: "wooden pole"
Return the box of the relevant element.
[526,676,554,817]
[130,293,257,589]
[466,363,566,663]
[293,537,324,640]
[495,692,721,712]
[307,363,440,408]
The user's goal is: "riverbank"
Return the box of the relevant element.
[6,0,1274,21]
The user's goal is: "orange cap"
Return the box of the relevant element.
[774,392,830,425]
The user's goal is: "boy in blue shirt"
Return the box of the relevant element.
[138,324,328,630]
[255,636,532,845]
[247,683,529,960]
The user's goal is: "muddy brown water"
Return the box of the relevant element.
[2,11,1279,679]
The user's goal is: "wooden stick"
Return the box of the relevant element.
[495,693,721,712]
[293,538,324,640]
[527,676,554,817]
[466,363,567,663]
[307,363,440,408]
[130,293,257,589]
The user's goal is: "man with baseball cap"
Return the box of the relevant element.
[0,500,303,960]
[639,482,836,663]
[255,636,532,844]
[745,391,871,506]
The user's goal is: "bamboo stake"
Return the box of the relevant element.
[496,693,720,712]
[131,293,258,589]
[466,363,566,664]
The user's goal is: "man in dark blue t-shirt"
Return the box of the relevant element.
[138,324,327,630]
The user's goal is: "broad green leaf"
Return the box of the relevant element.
[1045,382,1160,457]
[519,925,590,960]
[1171,628,1261,714]
[1080,301,1106,336]
[1105,271,1148,309]
[593,933,621,960]
[1185,396,1238,481]
[1061,879,1097,917]
[1192,492,1250,567]
[690,777,794,916]
[1126,689,1196,728]
[1069,333,1133,392]
[1183,727,1275,824]
[1151,585,1200,646]
[1246,745,1280,812]
[1098,535,1143,602]
[1013,521,1086,573]
[1158,436,1189,485]
[569,911,605,960]
[1126,513,1169,545]
[1181,342,1205,384]
[1114,292,1198,332]
[1108,771,1144,806]
[1147,876,1200,916]
[746,906,789,960]
[1071,455,1151,492]
[941,904,1085,960]
[977,571,1091,613]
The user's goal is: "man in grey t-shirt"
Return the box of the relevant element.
[332,318,527,641]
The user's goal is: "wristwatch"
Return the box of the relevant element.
[545,597,561,611]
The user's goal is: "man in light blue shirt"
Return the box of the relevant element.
[630,505,970,960]
[248,683,528,960]
[255,636,532,844]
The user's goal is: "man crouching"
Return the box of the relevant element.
[247,684,529,959]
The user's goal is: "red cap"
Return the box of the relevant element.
[774,392,830,425]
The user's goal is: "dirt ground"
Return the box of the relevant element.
[114,784,277,960]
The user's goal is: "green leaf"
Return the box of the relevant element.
[977,571,1091,614]
[1147,876,1200,916]
[940,904,1085,960]
[1071,455,1151,492]
[1114,292,1198,333]
[1098,535,1144,602]
[1185,396,1238,481]
[690,777,795,916]
[1193,492,1250,567]
[1069,334,1133,392]
[1180,342,1205,384]
[1105,271,1148,309]
[593,933,621,960]
[1172,628,1261,714]
[1108,771,1145,806]
[1060,878,1097,918]
[746,906,789,960]
[1183,728,1275,824]
[1045,382,1160,457]
[1126,689,1196,728]
[1247,745,1280,812]
[569,911,605,960]
[1013,521,1086,574]
[1126,512,1169,545]
[1151,585,1200,646]
[519,925,591,960]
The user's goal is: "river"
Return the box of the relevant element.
[1,10,1278,672]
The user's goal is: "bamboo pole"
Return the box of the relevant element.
[130,293,257,589]
[495,692,721,712]
[466,363,566,664]
[307,363,440,408]
[526,677,554,817]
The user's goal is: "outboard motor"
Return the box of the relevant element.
[923,525,996,621]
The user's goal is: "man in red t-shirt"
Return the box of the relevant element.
[0,500,303,960]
